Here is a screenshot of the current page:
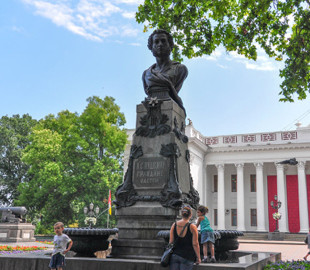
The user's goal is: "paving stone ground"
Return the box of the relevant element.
[238,239,308,261]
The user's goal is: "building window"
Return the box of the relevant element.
[231,209,237,226]
[214,209,218,226]
[231,175,237,192]
[251,209,257,226]
[250,174,256,192]
[213,175,218,192]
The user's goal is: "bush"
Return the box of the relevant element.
[34,222,53,235]
[264,260,310,269]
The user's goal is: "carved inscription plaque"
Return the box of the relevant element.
[133,157,168,189]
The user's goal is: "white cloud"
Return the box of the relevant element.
[114,0,143,5]
[199,45,278,71]
[129,42,141,46]
[11,26,24,33]
[244,61,275,71]
[122,11,136,19]
[121,25,139,36]
[21,0,141,41]
[217,64,228,69]
[228,47,279,71]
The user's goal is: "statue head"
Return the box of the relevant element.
[147,29,174,57]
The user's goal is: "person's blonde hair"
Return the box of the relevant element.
[54,222,64,228]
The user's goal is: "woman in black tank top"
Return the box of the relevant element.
[168,206,201,269]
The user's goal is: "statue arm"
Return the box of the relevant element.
[174,64,188,93]
[142,70,148,95]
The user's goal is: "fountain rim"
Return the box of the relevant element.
[64,227,118,236]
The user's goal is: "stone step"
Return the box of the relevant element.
[240,232,307,242]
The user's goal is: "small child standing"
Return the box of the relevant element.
[49,222,73,270]
[196,205,216,263]
[303,229,310,261]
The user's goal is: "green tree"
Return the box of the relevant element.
[0,114,37,205]
[136,0,310,102]
[17,96,127,231]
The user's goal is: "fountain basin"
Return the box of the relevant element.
[157,229,244,261]
[64,228,118,257]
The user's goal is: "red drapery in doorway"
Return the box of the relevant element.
[267,176,277,232]
[286,175,300,233]
[307,175,310,226]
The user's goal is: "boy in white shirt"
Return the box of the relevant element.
[49,222,73,270]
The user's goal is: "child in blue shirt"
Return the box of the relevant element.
[196,205,215,263]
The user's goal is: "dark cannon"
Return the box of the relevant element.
[157,229,244,261]
[0,207,27,223]
[64,227,118,257]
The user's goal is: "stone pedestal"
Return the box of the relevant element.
[111,202,178,258]
[113,99,200,259]
[0,223,35,242]
[268,232,285,241]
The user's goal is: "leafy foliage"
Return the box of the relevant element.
[16,96,127,231]
[136,0,310,102]
[0,114,37,205]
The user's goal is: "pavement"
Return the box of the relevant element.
[0,239,308,261]
[238,239,308,261]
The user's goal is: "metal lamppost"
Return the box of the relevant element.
[83,203,100,228]
[270,195,282,232]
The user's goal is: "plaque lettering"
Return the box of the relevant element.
[133,157,168,188]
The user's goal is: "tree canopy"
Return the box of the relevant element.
[0,114,37,205]
[16,96,127,231]
[136,0,310,102]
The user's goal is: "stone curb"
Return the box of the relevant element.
[239,239,305,245]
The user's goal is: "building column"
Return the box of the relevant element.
[235,163,246,231]
[202,162,207,206]
[255,162,267,231]
[275,163,289,232]
[216,164,225,230]
[298,161,309,233]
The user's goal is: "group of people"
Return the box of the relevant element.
[168,204,215,270]
[48,205,214,270]
[49,206,310,270]
[168,204,310,269]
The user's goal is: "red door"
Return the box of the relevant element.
[267,176,277,232]
[307,175,310,226]
[286,175,300,233]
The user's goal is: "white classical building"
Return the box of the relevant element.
[186,123,310,233]
[125,123,310,233]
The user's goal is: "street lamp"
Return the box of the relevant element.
[84,203,100,228]
[270,195,282,232]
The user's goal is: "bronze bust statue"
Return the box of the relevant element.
[142,29,188,114]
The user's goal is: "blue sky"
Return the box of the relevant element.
[1,0,310,136]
